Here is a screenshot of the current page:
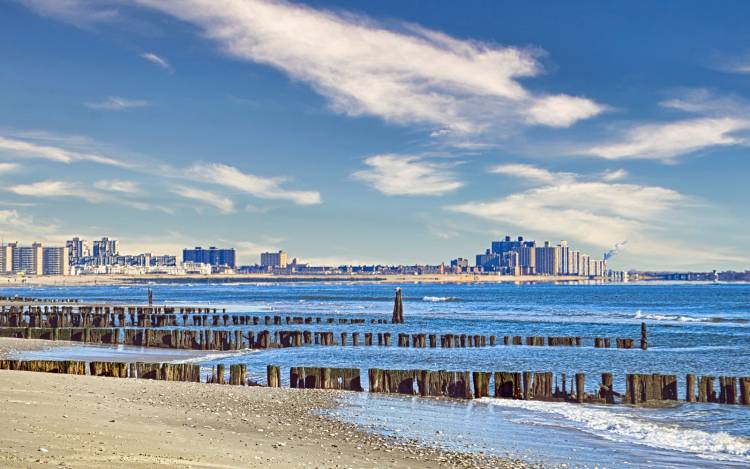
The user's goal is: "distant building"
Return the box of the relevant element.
[260,251,288,268]
[183,246,236,269]
[535,241,560,275]
[93,237,119,259]
[66,237,90,265]
[0,243,12,273]
[43,247,69,275]
[475,250,501,271]
[11,242,44,275]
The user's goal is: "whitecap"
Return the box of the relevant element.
[422,296,460,302]
[479,398,750,462]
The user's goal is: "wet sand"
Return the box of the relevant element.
[0,338,537,469]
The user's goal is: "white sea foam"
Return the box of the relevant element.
[479,398,750,462]
[634,310,706,322]
[169,349,259,364]
[422,296,459,302]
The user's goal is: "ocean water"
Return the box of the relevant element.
[3,281,750,468]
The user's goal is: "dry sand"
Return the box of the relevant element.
[0,338,538,469]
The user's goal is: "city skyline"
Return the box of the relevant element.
[2,1,750,270]
[0,233,623,277]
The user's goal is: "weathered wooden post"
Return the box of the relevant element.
[391,288,404,324]
[740,377,750,405]
[215,364,225,384]
[267,365,280,387]
[640,322,648,350]
[600,373,614,403]
[686,374,696,402]
[575,373,586,403]
[719,376,737,404]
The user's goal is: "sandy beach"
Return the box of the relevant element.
[0,338,535,469]
[0,272,595,287]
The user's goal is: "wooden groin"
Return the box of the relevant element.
[0,306,379,330]
[1,360,748,407]
[0,359,85,374]
[290,367,363,391]
[624,374,678,404]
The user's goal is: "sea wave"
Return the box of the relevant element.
[633,310,745,324]
[422,296,460,302]
[480,398,750,462]
[169,349,259,364]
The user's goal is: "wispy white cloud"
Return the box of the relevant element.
[171,185,236,214]
[524,95,604,128]
[94,179,140,194]
[6,180,97,201]
[584,117,749,161]
[0,163,19,174]
[20,0,119,27]
[84,96,151,111]
[110,0,603,142]
[185,163,321,206]
[489,164,575,184]
[140,52,172,71]
[0,135,131,168]
[601,168,628,181]
[709,52,750,75]
[6,179,168,213]
[580,90,750,161]
[352,154,463,196]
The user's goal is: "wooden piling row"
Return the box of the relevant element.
[624,374,678,404]
[289,367,363,391]
[0,307,382,329]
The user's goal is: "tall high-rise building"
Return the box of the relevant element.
[66,237,90,265]
[559,241,571,275]
[43,247,69,275]
[518,245,537,274]
[0,243,12,273]
[260,251,288,268]
[183,246,236,268]
[11,242,43,275]
[93,237,119,258]
[535,241,561,275]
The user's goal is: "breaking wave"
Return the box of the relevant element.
[422,296,460,302]
[633,310,746,324]
[480,398,750,462]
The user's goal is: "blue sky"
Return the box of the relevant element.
[1,0,749,270]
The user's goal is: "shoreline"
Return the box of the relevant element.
[0,338,535,468]
[0,272,605,287]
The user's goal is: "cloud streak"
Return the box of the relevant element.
[140,52,172,71]
[128,0,603,141]
[185,163,321,205]
[84,96,151,110]
[353,154,463,196]
[0,135,131,168]
[579,90,750,161]
[171,185,236,214]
